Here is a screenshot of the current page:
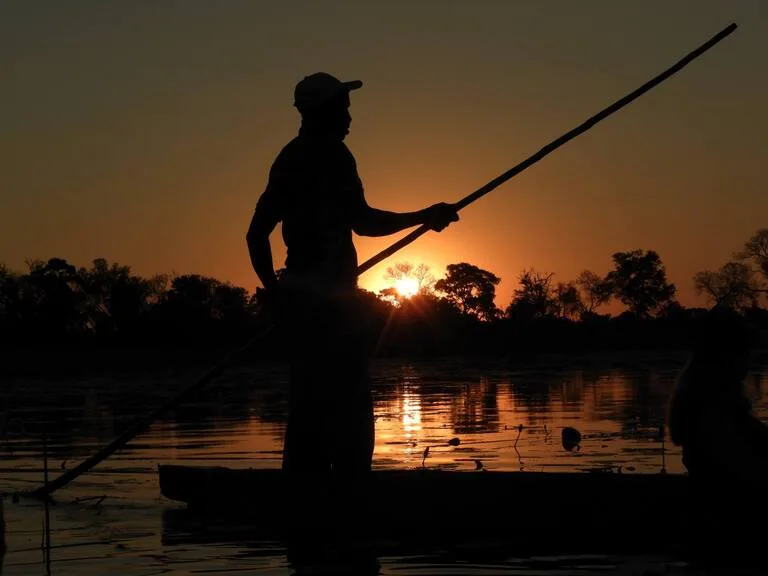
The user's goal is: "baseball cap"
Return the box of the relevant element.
[293,72,363,112]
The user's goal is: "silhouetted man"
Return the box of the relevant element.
[246,72,457,487]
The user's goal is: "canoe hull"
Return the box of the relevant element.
[158,464,692,554]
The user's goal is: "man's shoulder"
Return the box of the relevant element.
[266,138,309,185]
[270,137,358,177]
[272,137,304,165]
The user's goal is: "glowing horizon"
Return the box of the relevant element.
[2,2,766,311]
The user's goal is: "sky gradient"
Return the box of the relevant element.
[2,1,767,309]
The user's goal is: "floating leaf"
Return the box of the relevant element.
[447,437,460,447]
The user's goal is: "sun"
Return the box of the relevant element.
[395,277,420,298]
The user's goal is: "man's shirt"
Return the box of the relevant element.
[254,131,366,291]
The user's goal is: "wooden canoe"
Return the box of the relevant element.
[158,464,694,554]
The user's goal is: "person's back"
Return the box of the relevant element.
[668,306,768,567]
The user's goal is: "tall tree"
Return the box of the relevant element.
[554,281,583,320]
[505,268,557,320]
[434,263,500,321]
[693,261,760,309]
[20,258,90,336]
[384,262,436,293]
[737,229,768,304]
[575,270,613,314]
[162,274,242,319]
[605,250,676,318]
[78,258,152,333]
[737,228,768,280]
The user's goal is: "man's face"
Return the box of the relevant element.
[324,93,352,140]
[305,93,352,140]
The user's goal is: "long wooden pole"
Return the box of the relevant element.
[357,22,737,276]
[28,22,736,498]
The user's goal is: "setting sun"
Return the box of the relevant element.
[395,277,420,298]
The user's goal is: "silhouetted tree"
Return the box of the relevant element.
[146,273,171,305]
[356,287,394,318]
[554,281,583,319]
[77,258,152,335]
[0,264,21,339]
[735,229,768,307]
[2,250,745,360]
[380,262,436,306]
[156,274,249,341]
[737,228,768,281]
[605,250,676,318]
[384,262,436,293]
[0,264,16,315]
[377,286,401,305]
[505,268,557,320]
[658,300,688,320]
[576,270,613,314]
[163,275,218,314]
[693,261,760,310]
[214,283,250,319]
[384,262,413,285]
[385,290,466,356]
[20,258,91,337]
[435,263,500,321]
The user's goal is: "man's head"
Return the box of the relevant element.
[294,72,362,140]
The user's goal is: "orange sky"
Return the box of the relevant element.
[2,1,767,310]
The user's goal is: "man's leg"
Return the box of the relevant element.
[328,335,375,544]
[282,288,334,475]
[329,326,374,476]
[281,297,334,549]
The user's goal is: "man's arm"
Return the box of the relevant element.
[353,200,459,237]
[246,186,282,294]
[343,147,458,237]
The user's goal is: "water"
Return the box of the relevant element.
[1,351,767,575]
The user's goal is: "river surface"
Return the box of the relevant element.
[1,351,767,575]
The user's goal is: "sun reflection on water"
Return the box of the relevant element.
[401,389,422,435]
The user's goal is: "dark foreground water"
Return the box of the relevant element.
[1,351,767,575]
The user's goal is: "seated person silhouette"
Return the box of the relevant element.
[668,305,767,567]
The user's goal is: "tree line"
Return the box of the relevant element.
[368,228,768,323]
[1,229,766,365]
